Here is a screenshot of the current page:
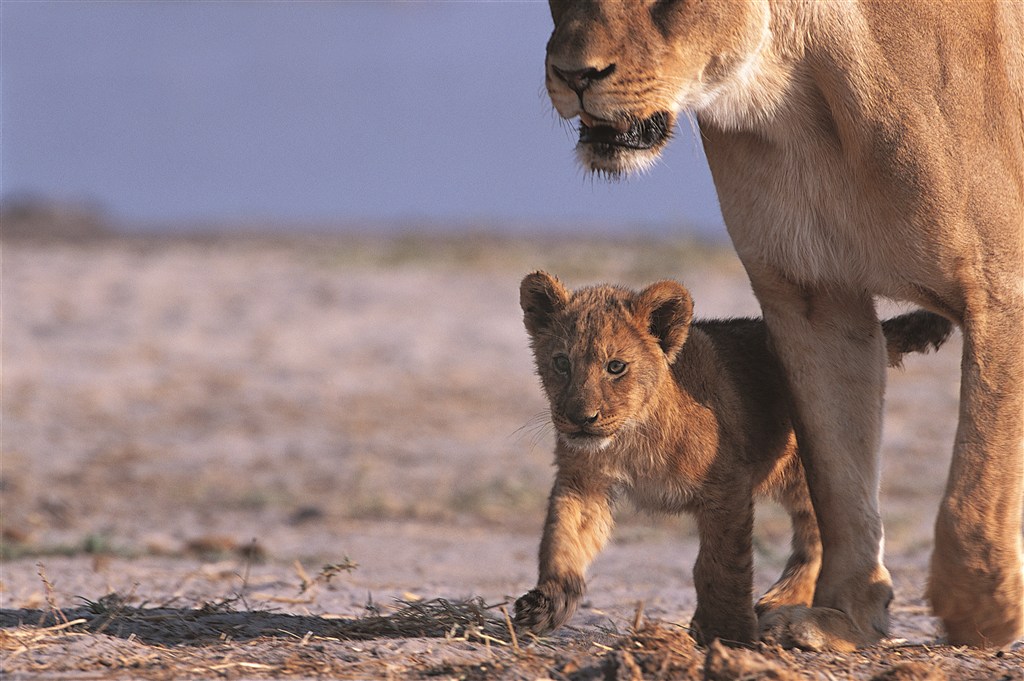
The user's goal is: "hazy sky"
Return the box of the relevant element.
[2,1,726,237]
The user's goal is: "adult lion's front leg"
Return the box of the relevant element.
[748,268,893,651]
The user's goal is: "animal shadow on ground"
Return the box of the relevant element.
[5,599,1010,680]
[0,595,513,647]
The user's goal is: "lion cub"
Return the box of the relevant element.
[513,271,952,644]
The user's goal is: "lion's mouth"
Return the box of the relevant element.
[578,112,671,151]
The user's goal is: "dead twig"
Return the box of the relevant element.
[36,563,67,626]
[500,605,520,651]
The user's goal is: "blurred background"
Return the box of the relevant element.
[2,0,725,236]
[1,0,745,566]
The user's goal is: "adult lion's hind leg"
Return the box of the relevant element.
[927,291,1024,648]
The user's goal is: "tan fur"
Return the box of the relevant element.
[541,0,1024,649]
[513,272,952,646]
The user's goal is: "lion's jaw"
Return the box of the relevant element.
[557,430,615,454]
[545,0,784,175]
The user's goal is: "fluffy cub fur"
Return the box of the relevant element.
[513,271,951,644]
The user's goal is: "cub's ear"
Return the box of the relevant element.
[633,281,693,362]
[520,271,570,336]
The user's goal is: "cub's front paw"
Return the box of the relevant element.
[691,605,757,646]
[513,581,582,634]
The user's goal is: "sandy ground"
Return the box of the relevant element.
[2,229,1020,679]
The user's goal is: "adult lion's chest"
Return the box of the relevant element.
[694,69,938,298]
[703,126,904,291]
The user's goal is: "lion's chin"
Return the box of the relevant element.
[575,112,672,177]
[559,432,614,454]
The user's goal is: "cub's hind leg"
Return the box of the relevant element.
[756,452,821,615]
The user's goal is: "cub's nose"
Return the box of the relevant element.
[550,63,616,95]
[568,411,600,427]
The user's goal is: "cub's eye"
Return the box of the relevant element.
[607,360,627,375]
[553,356,571,374]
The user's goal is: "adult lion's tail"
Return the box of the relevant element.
[882,310,955,368]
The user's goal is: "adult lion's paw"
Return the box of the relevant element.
[513,582,581,634]
[928,550,1024,648]
[758,605,880,652]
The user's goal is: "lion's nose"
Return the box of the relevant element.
[551,64,616,95]
[569,411,600,427]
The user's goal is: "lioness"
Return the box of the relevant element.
[513,271,953,645]
[541,0,1023,649]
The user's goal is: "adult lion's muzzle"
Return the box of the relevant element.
[573,111,674,176]
[579,111,672,151]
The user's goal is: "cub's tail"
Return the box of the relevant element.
[882,310,954,368]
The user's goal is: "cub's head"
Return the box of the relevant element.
[520,271,693,453]
[544,0,773,174]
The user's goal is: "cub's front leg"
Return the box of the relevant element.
[514,471,614,634]
[691,490,757,645]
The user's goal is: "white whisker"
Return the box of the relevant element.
[512,412,556,452]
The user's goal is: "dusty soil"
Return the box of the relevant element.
[2,228,1020,679]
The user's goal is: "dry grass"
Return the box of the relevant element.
[3,595,1021,680]
[2,557,1020,680]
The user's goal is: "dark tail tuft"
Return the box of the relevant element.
[882,310,954,368]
